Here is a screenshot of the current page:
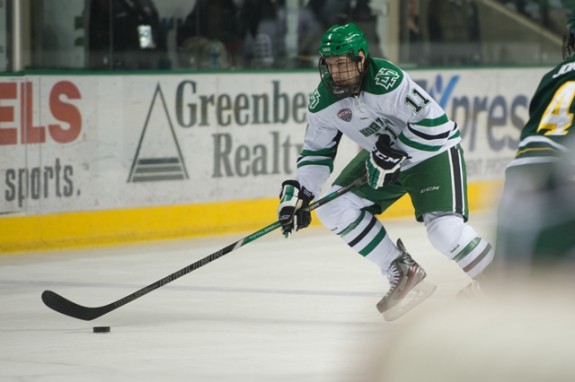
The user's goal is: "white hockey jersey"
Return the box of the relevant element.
[297,58,462,197]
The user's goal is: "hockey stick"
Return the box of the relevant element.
[41,176,367,321]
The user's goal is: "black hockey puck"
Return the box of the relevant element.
[93,326,111,333]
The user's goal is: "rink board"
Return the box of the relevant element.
[0,67,538,252]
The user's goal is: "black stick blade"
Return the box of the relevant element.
[41,290,110,321]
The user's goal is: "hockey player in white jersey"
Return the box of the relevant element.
[277,23,494,319]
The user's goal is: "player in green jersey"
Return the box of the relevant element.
[277,23,494,319]
[494,12,575,281]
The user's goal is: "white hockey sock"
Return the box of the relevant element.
[336,210,400,272]
[425,213,494,278]
[451,235,494,278]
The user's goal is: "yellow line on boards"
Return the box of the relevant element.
[0,181,503,254]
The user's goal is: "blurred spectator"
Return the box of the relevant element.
[541,0,570,35]
[406,0,424,65]
[500,0,542,21]
[296,0,326,67]
[88,0,167,69]
[345,0,384,57]
[500,0,571,36]
[241,0,287,68]
[176,0,241,69]
[296,0,383,68]
[309,0,351,29]
[427,0,481,66]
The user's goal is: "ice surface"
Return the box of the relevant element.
[0,212,509,382]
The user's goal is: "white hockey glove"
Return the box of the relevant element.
[366,135,408,189]
[278,180,314,238]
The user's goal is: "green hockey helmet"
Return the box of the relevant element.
[318,23,369,98]
[319,23,369,58]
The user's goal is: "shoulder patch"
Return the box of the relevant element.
[375,68,401,90]
[362,58,405,95]
[309,89,321,110]
[308,82,340,113]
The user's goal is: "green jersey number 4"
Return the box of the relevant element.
[538,81,575,136]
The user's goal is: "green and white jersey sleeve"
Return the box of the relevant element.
[297,58,461,197]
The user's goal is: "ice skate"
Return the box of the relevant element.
[377,239,436,321]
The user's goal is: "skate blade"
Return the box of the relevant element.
[382,280,437,322]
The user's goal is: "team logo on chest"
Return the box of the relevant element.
[337,108,353,122]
